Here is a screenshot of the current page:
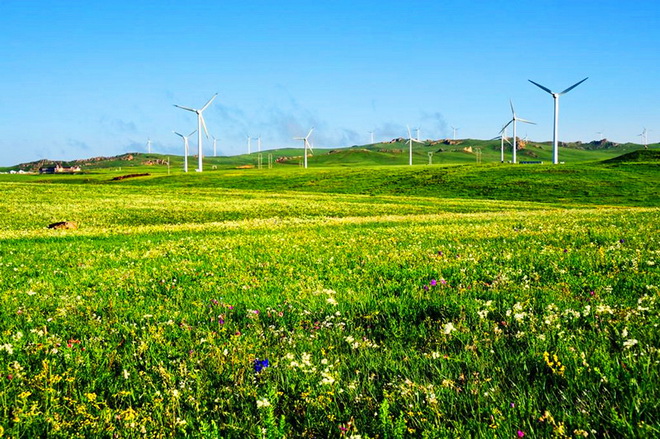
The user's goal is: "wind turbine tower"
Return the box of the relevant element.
[173,130,197,173]
[452,126,459,140]
[504,100,535,164]
[294,128,314,168]
[212,136,218,157]
[529,77,588,164]
[407,125,423,166]
[146,138,152,154]
[368,130,374,144]
[257,135,262,152]
[247,136,252,154]
[174,93,217,172]
[639,128,649,149]
[415,127,421,141]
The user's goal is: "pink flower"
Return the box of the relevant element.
[517,431,525,437]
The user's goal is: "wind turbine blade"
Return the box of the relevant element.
[200,93,218,112]
[560,77,588,95]
[510,100,515,115]
[517,118,536,125]
[173,131,184,138]
[306,127,314,139]
[174,104,196,112]
[188,130,197,137]
[200,114,209,138]
[504,138,512,146]
[500,120,513,133]
[407,125,412,139]
[528,80,553,94]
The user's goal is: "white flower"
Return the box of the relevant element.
[623,339,638,349]
[326,297,338,306]
[256,398,271,408]
[123,369,130,380]
[443,322,456,335]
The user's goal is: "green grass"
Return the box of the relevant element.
[0,155,658,438]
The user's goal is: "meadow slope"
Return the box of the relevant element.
[0,162,658,438]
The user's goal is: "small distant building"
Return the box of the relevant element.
[39,165,82,174]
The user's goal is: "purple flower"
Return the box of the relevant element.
[517,431,525,438]
[430,279,437,286]
[619,239,625,243]
[254,358,269,373]
[423,285,429,291]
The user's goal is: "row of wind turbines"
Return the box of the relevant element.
[163,76,653,172]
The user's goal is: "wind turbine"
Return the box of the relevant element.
[146,138,152,154]
[257,135,262,152]
[638,128,649,149]
[493,127,512,163]
[294,127,314,168]
[174,93,217,172]
[415,127,421,141]
[368,130,375,144]
[173,130,197,173]
[504,100,535,164]
[407,125,423,166]
[451,126,459,140]
[212,135,218,157]
[246,135,252,154]
[529,77,588,164]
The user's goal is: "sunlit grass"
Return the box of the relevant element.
[0,171,658,438]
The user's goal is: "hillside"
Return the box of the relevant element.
[2,139,657,173]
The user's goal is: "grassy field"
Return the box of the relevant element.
[0,154,658,438]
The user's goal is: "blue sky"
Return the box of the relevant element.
[1,0,658,166]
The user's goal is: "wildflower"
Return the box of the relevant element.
[327,296,338,306]
[254,358,270,373]
[440,279,447,285]
[256,398,271,408]
[443,322,456,335]
[430,279,437,286]
[623,339,638,349]
[518,431,525,437]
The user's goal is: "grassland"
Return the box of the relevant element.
[0,153,658,438]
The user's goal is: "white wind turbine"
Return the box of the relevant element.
[451,126,459,140]
[173,130,197,173]
[174,93,217,172]
[294,127,314,168]
[529,77,588,164]
[368,130,375,144]
[257,135,262,152]
[246,135,252,154]
[407,125,423,166]
[493,127,512,163]
[501,100,535,164]
[638,128,649,149]
[415,127,421,141]
[212,135,218,157]
[146,138,152,154]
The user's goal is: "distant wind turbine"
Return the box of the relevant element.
[257,135,262,152]
[407,125,423,166]
[294,127,314,168]
[451,126,459,140]
[501,100,535,164]
[246,135,252,154]
[212,135,218,157]
[174,93,217,172]
[638,128,649,149]
[368,130,375,144]
[146,138,152,154]
[529,77,588,164]
[415,127,421,141]
[493,127,512,163]
[173,130,197,173]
